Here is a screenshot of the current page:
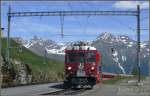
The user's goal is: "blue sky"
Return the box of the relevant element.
[1,1,149,43]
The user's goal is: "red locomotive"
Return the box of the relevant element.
[64,42,102,88]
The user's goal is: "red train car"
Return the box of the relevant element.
[64,42,102,88]
[102,72,117,80]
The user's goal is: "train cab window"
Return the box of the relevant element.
[67,52,85,63]
[86,52,96,62]
[78,52,85,63]
[67,52,78,62]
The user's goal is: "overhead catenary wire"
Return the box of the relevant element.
[60,15,64,39]
[83,16,90,37]
[89,2,135,31]
[15,2,92,39]
[140,16,148,22]
[14,3,103,38]
[82,2,92,37]
[67,2,90,38]
[84,2,149,33]
[15,2,61,41]
[84,1,96,11]
[15,2,38,38]
[109,16,149,32]
[8,2,145,39]
[6,4,141,47]
[109,16,136,32]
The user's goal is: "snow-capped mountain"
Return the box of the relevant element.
[92,32,149,75]
[96,32,116,43]
[14,36,66,56]
[13,32,149,75]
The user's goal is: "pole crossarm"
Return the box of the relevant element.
[8,11,138,17]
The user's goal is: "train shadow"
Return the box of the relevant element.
[49,83,64,89]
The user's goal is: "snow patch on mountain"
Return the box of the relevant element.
[99,32,112,40]
[118,63,126,74]
[46,42,66,55]
[112,50,126,74]
[129,42,134,45]
[141,43,147,48]
[113,57,119,62]
[117,35,134,45]
[112,51,118,57]
[57,42,65,46]
[46,47,65,55]
[128,44,133,47]
[122,55,126,61]
[96,32,116,43]
[24,42,32,48]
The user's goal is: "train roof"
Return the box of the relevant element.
[66,45,96,50]
[66,41,97,51]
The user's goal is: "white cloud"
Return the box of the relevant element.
[113,1,149,9]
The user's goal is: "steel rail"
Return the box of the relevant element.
[41,88,87,95]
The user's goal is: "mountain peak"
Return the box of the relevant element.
[96,32,116,42]
[31,35,42,41]
[118,35,130,40]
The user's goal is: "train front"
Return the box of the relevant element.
[64,42,101,88]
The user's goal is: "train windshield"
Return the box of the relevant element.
[67,52,85,63]
[86,52,96,62]
[67,51,96,63]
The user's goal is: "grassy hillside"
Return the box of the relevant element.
[2,38,64,84]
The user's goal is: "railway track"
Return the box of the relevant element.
[41,88,87,95]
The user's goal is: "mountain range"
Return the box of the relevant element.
[13,32,149,75]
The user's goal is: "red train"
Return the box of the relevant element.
[64,42,102,88]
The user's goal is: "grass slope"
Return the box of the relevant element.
[2,38,64,82]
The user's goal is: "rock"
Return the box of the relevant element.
[27,75,32,83]
[137,82,143,86]
[13,60,32,85]
[127,80,138,85]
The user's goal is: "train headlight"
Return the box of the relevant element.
[91,66,95,70]
[67,66,72,70]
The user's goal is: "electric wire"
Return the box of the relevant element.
[67,2,89,38]
[15,3,37,39]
